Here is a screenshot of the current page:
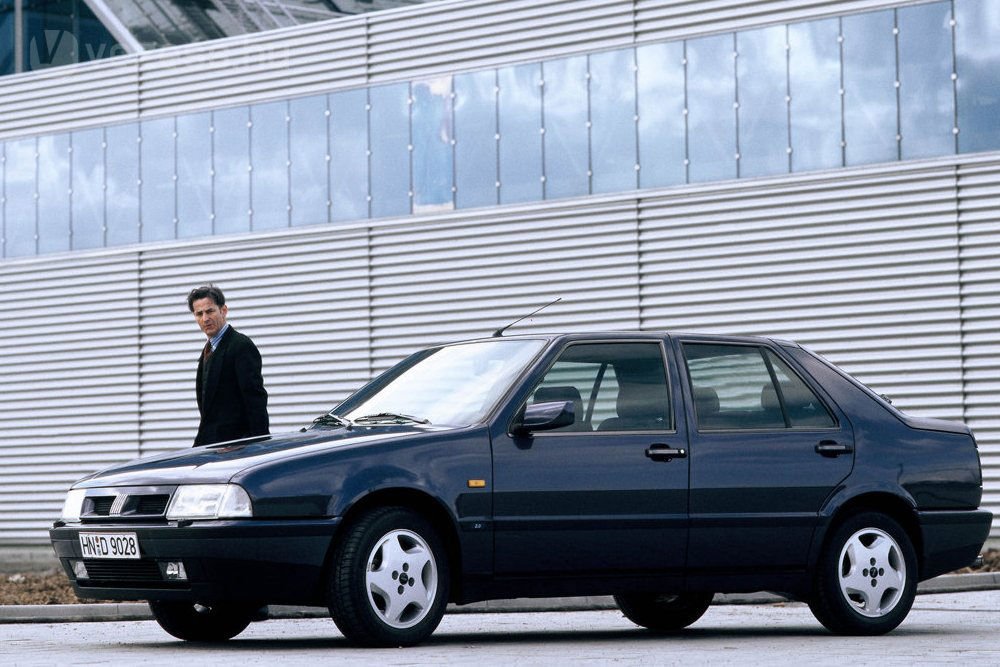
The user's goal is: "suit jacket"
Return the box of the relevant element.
[194,326,269,446]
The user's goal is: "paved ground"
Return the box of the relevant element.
[2,589,998,666]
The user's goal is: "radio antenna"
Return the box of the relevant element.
[492,297,562,337]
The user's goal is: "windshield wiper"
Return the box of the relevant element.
[352,412,430,425]
[312,413,354,429]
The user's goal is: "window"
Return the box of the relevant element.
[684,343,835,430]
[528,343,671,433]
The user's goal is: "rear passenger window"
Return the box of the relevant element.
[684,343,835,431]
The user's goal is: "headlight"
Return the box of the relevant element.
[166,484,253,520]
[60,489,87,522]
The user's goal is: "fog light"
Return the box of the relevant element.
[160,561,188,581]
[72,560,89,580]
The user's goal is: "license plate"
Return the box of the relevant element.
[79,532,140,559]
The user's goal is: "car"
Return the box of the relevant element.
[50,332,991,645]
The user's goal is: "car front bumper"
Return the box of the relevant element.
[49,518,342,605]
[917,509,993,580]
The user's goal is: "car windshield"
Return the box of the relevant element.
[342,339,547,427]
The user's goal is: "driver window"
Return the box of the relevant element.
[529,342,671,433]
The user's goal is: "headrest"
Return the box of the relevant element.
[693,386,720,416]
[616,382,665,420]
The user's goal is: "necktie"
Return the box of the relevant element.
[203,341,213,360]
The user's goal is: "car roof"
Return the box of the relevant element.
[456,331,800,348]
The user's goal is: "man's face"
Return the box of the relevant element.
[192,297,228,338]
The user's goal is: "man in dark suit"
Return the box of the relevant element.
[187,285,269,446]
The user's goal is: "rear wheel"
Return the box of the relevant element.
[328,506,449,647]
[808,512,917,635]
[148,600,255,642]
[614,592,714,632]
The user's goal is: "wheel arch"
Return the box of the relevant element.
[323,487,464,601]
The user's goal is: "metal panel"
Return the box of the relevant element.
[958,160,1000,537]
[368,200,642,371]
[136,229,373,455]
[0,254,140,541]
[639,165,965,421]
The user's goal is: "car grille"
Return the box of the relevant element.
[81,489,171,521]
[77,559,188,589]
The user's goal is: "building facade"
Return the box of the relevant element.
[1,0,998,546]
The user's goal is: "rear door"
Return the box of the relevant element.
[492,339,689,580]
[677,339,854,575]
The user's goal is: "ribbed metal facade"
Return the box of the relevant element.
[1,0,998,544]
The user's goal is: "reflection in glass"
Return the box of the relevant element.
[177,112,213,239]
[38,134,70,254]
[289,95,329,226]
[542,56,589,199]
[955,0,1000,153]
[412,76,454,212]
[636,42,686,188]
[329,88,369,222]
[4,138,36,257]
[738,26,790,178]
[789,18,842,172]
[454,70,498,209]
[213,106,251,235]
[498,63,543,204]
[687,34,737,182]
[251,101,290,231]
[590,49,637,194]
[105,123,139,247]
[843,11,897,165]
[140,117,176,243]
[898,2,955,159]
[370,83,410,218]
[71,128,105,250]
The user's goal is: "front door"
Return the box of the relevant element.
[492,340,689,580]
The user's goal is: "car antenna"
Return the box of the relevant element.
[492,297,561,337]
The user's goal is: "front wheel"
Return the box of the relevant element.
[148,600,255,641]
[808,512,917,635]
[614,591,714,632]
[328,506,449,647]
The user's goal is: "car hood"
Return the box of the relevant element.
[72,425,451,488]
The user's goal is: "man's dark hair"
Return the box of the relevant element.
[187,284,226,312]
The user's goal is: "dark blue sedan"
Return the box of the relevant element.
[50,332,991,646]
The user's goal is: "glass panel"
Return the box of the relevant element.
[412,76,455,212]
[636,41,686,187]
[250,100,290,231]
[369,83,411,218]
[842,11,898,165]
[530,343,671,432]
[176,111,213,239]
[4,138,36,257]
[105,123,139,247]
[454,69,497,209]
[955,0,1000,153]
[684,343,785,431]
[289,94,329,227]
[37,133,70,254]
[898,2,955,159]
[737,26,789,178]
[788,18,843,172]
[542,55,589,199]
[140,117,175,243]
[765,351,836,428]
[497,62,543,204]
[71,127,104,250]
[213,106,251,235]
[589,48,638,194]
[329,88,369,222]
[1,5,13,76]
[687,34,738,183]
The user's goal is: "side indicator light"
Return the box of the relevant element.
[467,479,486,488]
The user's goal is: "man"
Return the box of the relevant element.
[188,285,269,446]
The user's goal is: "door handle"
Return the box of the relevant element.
[815,440,853,457]
[645,445,687,462]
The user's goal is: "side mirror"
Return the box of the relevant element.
[512,401,575,435]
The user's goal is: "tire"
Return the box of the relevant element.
[328,506,449,647]
[808,512,917,635]
[148,600,255,642]
[614,592,714,632]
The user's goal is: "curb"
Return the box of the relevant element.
[1,572,997,624]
